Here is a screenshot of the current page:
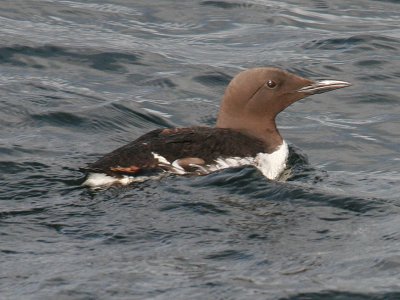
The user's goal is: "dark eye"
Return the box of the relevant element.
[267,80,277,89]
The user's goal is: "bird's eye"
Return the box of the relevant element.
[266,80,277,89]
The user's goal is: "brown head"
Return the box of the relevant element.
[216,67,351,152]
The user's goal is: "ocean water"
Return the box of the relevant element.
[1,0,400,299]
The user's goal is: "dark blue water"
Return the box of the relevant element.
[1,1,400,299]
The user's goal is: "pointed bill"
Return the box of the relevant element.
[297,80,352,95]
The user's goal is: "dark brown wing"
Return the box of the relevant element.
[83,127,265,176]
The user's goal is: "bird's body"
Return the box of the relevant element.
[82,67,350,188]
[83,127,289,187]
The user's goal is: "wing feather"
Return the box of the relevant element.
[84,127,265,176]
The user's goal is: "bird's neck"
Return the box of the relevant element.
[216,116,283,154]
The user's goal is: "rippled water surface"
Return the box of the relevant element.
[1,1,400,299]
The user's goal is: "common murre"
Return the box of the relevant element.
[82,67,351,188]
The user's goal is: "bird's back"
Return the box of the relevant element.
[84,127,266,177]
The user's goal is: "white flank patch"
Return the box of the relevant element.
[171,160,186,174]
[151,152,170,165]
[82,173,159,189]
[208,157,254,172]
[206,140,288,180]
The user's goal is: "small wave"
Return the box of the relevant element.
[200,1,254,9]
[51,1,142,16]
[280,290,400,300]
[303,34,400,52]
[0,206,47,220]
[193,72,232,87]
[30,111,87,128]
[0,45,144,72]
